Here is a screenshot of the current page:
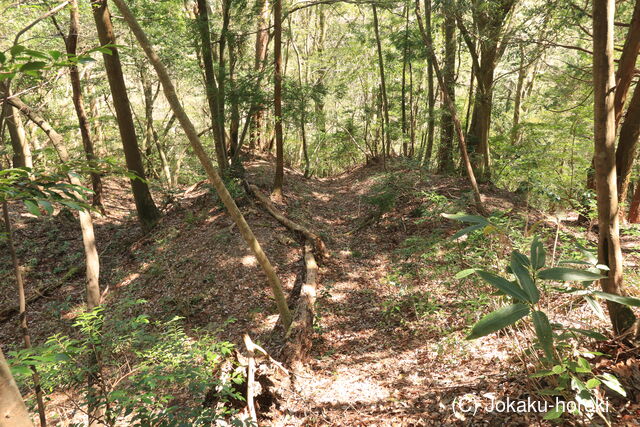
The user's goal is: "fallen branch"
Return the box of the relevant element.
[245,183,328,259]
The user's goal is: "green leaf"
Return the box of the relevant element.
[466,303,530,340]
[537,267,604,282]
[455,268,478,279]
[543,406,564,420]
[511,251,539,303]
[532,311,554,361]
[586,378,601,389]
[37,200,53,215]
[599,373,626,397]
[10,45,25,57]
[19,61,47,72]
[584,296,608,322]
[477,270,531,302]
[530,236,545,270]
[593,291,640,307]
[0,52,5,64]
[441,213,488,224]
[566,327,607,341]
[451,223,484,239]
[23,200,40,216]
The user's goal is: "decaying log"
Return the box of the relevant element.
[280,240,318,367]
[245,183,328,259]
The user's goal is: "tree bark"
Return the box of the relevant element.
[1,83,32,169]
[415,0,486,215]
[111,0,293,329]
[7,96,103,423]
[250,0,270,152]
[616,80,640,206]
[66,0,104,211]
[273,0,285,199]
[592,0,636,334]
[373,5,392,163]
[629,182,640,223]
[2,202,46,426]
[0,348,33,427]
[195,0,228,174]
[438,12,456,173]
[423,0,435,167]
[91,0,160,229]
[614,0,640,127]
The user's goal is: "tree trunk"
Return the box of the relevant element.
[250,0,270,152]
[614,0,640,127]
[91,0,160,229]
[8,95,104,423]
[423,0,435,167]
[66,0,104,211]
[0,348,33,427]
[195,0,228,174]
[415,0,486,215]
[616,80,640,207]
[629,182,640,223]
[373,5,392,162]
[1,83,32,169]
[2,202,46,426]
[273,0,285,199]
[437,12,456,173]
[592,0,636,334]
[401,3,409,157]
[510,44,526,145]
[111,0,293,329]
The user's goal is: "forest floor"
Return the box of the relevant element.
[2,158,640,425]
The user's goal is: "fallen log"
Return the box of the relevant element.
[245,183,328,259]
[280,240,318,368]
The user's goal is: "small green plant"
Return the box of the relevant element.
[447,213,640,421]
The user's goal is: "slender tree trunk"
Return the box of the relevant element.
[423,0,435,167]
[272,0,285,199]
[415,0,486,215]
[1,83,32,169]
[511,44,526,145]
[629,182,640,223]
[592,0,636,334]
[91,0,160,229]
[7,96,104,423]
[2,202,46,426]
[111,0,293,328]
[0,348,33,427]
[66,0,104,211]
[373,5,392,162]
[195,0,228,174]
[401,3,409,157]
[438,12,456,173]
[614,0,640,127]
[291,24,311,177]
[250,0,270,152]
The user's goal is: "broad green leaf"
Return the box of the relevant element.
[593,291,640,307]
[10,45,25,56]
[531,311,554,361]
[511,251,539,303]
[466,303,530,340]
[19,61,47,72]
[530,236,545,270]
[599,373,626,397]
[477,270,531,302]
[0,52,5,64]
[537,267,603,282]
[577,243,598,264]
[529,370,554,378]
[455,268,478,279]
[23,200,40,216]
[543,406,564,420]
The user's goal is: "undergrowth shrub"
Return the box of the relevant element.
[8,299,250,426]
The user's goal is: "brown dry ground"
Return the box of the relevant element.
[2,159,640,425]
